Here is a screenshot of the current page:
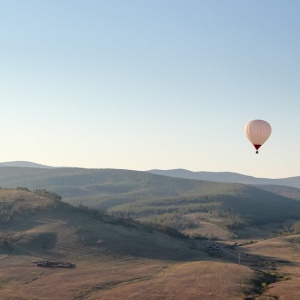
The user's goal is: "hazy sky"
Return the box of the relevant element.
[1,1,299,178]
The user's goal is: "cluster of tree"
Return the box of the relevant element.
[0,233,17,253]
[147,212,196,231]
[141,221,189,239]
[76,204,189,239]
[275,221,300,236]
[34,189,62,201]
[207,208,249,229]
[0,207,15,225]
[290,221,300,233]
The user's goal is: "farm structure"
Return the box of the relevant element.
[32,261,75,268]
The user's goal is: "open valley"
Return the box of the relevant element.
[1,181,300,299]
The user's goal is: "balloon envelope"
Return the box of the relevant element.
[244,120,271,152]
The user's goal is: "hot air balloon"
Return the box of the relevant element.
[244,120,272,154]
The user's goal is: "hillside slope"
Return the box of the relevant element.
[0,188,203,261]
[1,188,257,300]
[1,167,300,235]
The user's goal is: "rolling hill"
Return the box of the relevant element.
[149,169,300,189]
[1,188,300,299]
[5,188,283,300]
[0,188,221,299]
[2,161,300,188]
[1,176,300,299]
[1,166,300,238]
[0,188,203,261]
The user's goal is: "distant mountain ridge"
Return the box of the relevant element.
[0,161,53,168]
[1,161,300,189]
[148,169,300,189]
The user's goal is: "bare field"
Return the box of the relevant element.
[240,234,300,300]
[183,213,232,240]
[94,261,254,300]
[1,237,299,300]
[183,220,232,240]
[0,255,166,299]
[0,255,255,300]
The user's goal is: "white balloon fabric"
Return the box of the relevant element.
[244,120,272,153]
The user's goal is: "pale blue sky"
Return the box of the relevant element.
[1,0,299,178]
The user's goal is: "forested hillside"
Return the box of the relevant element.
[1,167,300,235]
